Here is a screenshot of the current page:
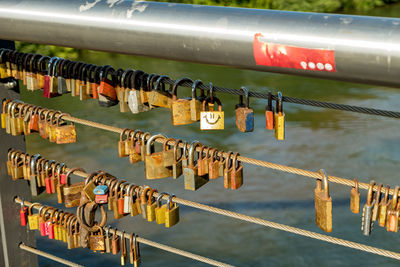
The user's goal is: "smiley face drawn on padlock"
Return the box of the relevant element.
[200,83,224,130]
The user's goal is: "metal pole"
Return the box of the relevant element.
[0,1,399,88]
[0,40,38,267]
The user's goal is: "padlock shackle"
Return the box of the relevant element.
[375,183,383,203]
[318,169,330,198]
[188,141,201,167]
[202,96,222,111]
[30,154,41,173]
[121,69,134,88]
[162,138,174,152]
[154,74,168,92]
[147,189,158,205]
[276,91,283,114]
[156,192,168,207]
[64,167,86,187]
[148,73,160,91]
[172,77,193,98]
[232,152,241,170]
[173,139,183,162]
[192,79,204,99]
[166,194,176,211]
[129,70,144,90]
[366,180,376,206]
[239,87,249,108]
[120,128,131,142]
[225,151,233,169]
[146,133,166,155]
[392,186,399,209]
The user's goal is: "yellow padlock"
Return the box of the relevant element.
[200,88,224,130]
[274,92,285,140]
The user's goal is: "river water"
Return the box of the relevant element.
[18,3,400,267]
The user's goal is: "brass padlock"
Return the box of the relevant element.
[118,128,130,158]
[197,146,209,177]
[314,169,332,232]
[235,87,254,132]
[172,139,183,179]
[140,187,151,220]
[129,130,143,164]
[223,151,233,189]
[146,189,158,222]
[165,194,179,228]
[149,75,172,109]
[378,185,390,227]
[28,203,40,230]
[200,90,224,130]
[155,192,168,224]
[372,183,382,221]
[190,80,205,122]
[184,141,209,191]
[230,153,243,190]
[89,225,106,252]
[274,92,285,140]
[29,154,41,197]
[171,77,194,125]
[55,113,77,144]
[161,138,175,167]
[350,179,360,214]
[145,134,172,179]
[208,149,220,180]
[140,132,151,162]
[386,186,399,232]
[63,167,86,208]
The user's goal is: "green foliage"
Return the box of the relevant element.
[154,0,398,12]
[15,42,81,60]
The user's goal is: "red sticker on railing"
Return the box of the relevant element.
[253,33,336,72]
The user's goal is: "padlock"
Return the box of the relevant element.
[361,181,375,236]
[184,141,209,191]
[235,87,254,132]
[133,187,142,216]
[145,134,173,179]
[128,70,150,113]
[38,109,50,139]
[55,113,77,144]
[80,64,92,101]
[350,179,360,214]
[162,138,175,167]
[56,163,66,204]
[29,154,41,197]
[149,75,172,109]
[200,90,224,130]
[112,230,121,255]
[119,69,134,112]
[63,167,86,208]
[140,187,151,220]
[108,180,118,211]
[118,128,131,158]
[114,182,126,219]
[372,183,382,221]
[1,99,11,129]
[146,189,158,222]
[19,198,27,227]
[172,139,183,179]
[73,220,81,248]
[181,141,189,169]
[230,153,243,190]
[89,225,106,252]
[123,184,134,214]
[28,203,40,230]
[57,59,69,94]
[43,57,59,98]
[378,185,390,227]
[104,227,112,253]
[190,79,206,122]
[38,207,48,236]
[129,186,140,216]
[314,169,332,232]
[131,234,141,267]
[120,231,127,266]
[99,66,117,101]
[140,132,151,161]
[223,151,233,189]
[265,91,275,130]
[83,172,97,202]
[129,130,143,164]
[29,106,40,133]
[155,192,168,224]
[197,146,209,177]
[94,185,109,204]
[66,218,76,249]
[208,149,220,180]
[165,194,179,228]
[274,92,285,140]
[171,77,194,125]
[386,186,399,232]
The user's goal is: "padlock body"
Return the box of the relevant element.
[235,107,254,132]
[200,111,224,130]
[315,189,332,232]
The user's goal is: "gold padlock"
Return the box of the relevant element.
[165,194,179,228]
[155,192,168,224]
[146,189,158,222]
[200,90,224,130]
[190,80,205,122]
[171,77,194,125]
[378,185,390,227]
[144,134,172,179]
[148,75,172,109]
[314,169,332,232]
[274,91,285,140]
[350,179,360,214]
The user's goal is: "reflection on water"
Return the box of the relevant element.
[19,4,400,267]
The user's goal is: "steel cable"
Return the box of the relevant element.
[15,199,233,267]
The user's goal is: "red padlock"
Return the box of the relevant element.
[19,199,27,226]
[265,91,274,130]
[99,66,117,101]
[95,193,109,204]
